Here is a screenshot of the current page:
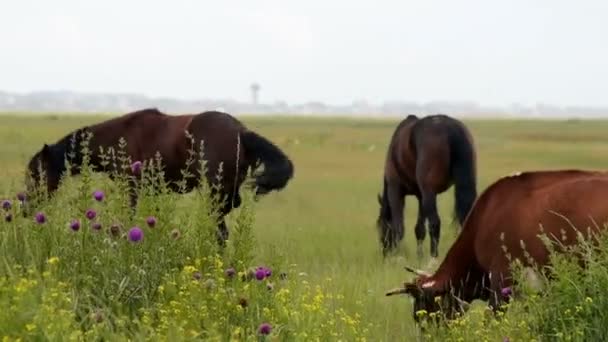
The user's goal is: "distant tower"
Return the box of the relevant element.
[250,82,260,105]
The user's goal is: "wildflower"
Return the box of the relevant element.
[254,266,272,280]
[35,212,46,224]
[109,223,121,237]
[503,337,510,342]
[586,297,593,304]
[85,209,96,220]
[146,216,156,228]
[2,199,11,210]
[128,227,143,242]
[5,213,12,222]
[91,222,102,231]
[131,161,142,175]
[47,256,59,265]
[170,229,180,240]
[69,219,80,231]
[93,190,104,202]
[416,309,428,317]
[501,287,512,297]
[225,267,236,278]
[255,268,267,280]
[258,323,272,335]
[17,192,26,202]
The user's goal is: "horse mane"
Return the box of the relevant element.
[45,126,92,173]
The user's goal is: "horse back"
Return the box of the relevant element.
[186,111,248,185]
[472,170,608,274]
[88,108,193,163]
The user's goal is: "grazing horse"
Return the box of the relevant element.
[385,169,608,324]
[24,108,294,244]
[376,114,477,261]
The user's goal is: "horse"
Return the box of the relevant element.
[385,169,608,324]
[376,114,477,262]
[24,108,294,245]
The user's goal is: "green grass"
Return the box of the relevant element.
[2,112,608,340]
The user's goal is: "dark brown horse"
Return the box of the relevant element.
[376,114,477,261]
[386,169,608,324]
[24,108,294,244]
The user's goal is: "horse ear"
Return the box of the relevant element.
[41,144,50,157]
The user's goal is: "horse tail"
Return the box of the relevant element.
[449,123,477,227]
[240,130,294,196]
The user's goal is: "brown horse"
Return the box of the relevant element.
[24,108,294,244]
[376,114,477,261]
[385,169,608,324]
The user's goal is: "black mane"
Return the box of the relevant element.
[30,126,91,177]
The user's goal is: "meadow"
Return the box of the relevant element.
[2,112,608,341]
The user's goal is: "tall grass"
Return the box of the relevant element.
[0,133,373,340]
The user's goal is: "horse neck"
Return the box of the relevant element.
[431,223,482,297]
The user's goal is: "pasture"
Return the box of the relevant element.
[2,113,608,340]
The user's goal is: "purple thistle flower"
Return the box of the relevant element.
[35,212,46,224]
[93,190,104,202]
[131,161,142,175]
[146,216,156,228]
[91,222,102,231]
[5,213,12,223]
[258,323,272,335]
[128,226,143,242]
[85,209,96,220]
[70,219,80,231]
[255,268,267,281]
[16,192,26,202]
[255,266,272,280]
[225,267,236,278]
[501,287,512,297]
[2,200,11,211]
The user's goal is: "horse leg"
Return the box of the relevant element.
[216,216,229,247]
[421,190,441,260]
[127,177,139,216]
[214,190,242,248]
[414,194,427,262]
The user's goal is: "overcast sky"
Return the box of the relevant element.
[1,0,606,106]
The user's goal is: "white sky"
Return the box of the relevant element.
[0,0,607,106]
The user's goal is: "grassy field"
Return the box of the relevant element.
[2,113,608,340]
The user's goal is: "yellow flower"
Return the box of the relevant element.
[25,323,36,332]
[585,297,593,304]
[416,309,428,317]
[47,256,59,265]
[183,265,196,274]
